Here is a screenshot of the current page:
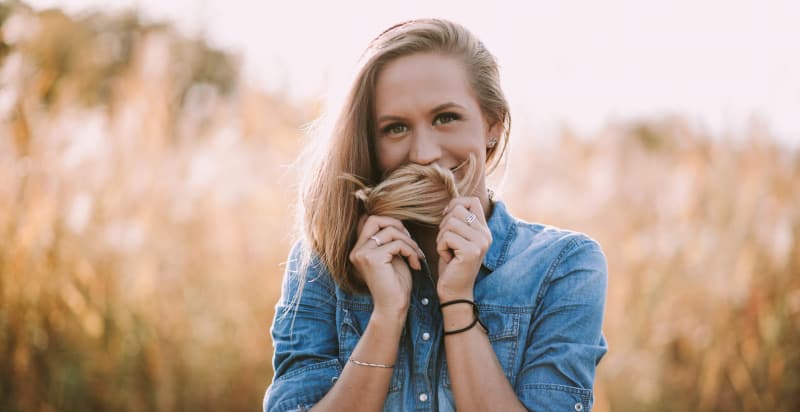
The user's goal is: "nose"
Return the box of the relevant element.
[408,129,441,166]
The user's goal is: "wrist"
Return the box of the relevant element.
[373,294,410,316]
[437,288,474,302]
[439,298,488,335]
[371,306,408,330]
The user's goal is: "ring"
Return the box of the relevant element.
[370,235,382,247]
[464,213,477,225]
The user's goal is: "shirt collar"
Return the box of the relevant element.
[482,200,516,272]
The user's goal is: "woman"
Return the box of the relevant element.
[264,19,608,412]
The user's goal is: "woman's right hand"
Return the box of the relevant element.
[349,215,423,319]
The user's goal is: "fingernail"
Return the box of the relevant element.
[417,248,426,259]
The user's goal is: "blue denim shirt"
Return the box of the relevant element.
[264,201,608,411]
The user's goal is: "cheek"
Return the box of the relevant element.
[448,132,488,159]
[375,142,403,172]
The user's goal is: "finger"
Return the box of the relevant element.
[437,214,483,246]
[381,240,422,271]
[372,226,424,267]
[438,231,482,262]
[443,197,487,225]
[368,226,407,248]
[436,231,460,264]
[351,232,421,271]
[465,196,487,224]
[357,215,410,246]
[437,205,489,245]
[441,204,477,228]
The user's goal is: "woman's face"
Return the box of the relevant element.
[373,52,501,193]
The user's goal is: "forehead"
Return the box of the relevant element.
[374,53,478,114]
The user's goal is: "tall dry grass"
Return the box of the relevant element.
[504,122,800,411]
[1,3,798,411]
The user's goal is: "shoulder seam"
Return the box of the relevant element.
[534,234,593,307]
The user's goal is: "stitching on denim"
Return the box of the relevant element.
[485,212,517,270]
[336,311,404,393]
[473,304,528,381]
[520,383,594,406]
[280,242,338,341]
[281,358,342,380]
[339,300,373,312]
[338,311,359,369]
[340,311,361,337]
[386,346,405,392]
[535,235,591,309]
[271,394,324,412]
[481,311,520,340]
[443,321,521,389]
[521,382,592,394]
[495,220,517,267]
[498,312,521,383]
[475,303,532,314]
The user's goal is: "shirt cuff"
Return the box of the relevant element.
[518,383,593,412]
[264,359,342,412]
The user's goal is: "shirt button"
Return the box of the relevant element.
[421,298,429,306]
[574,402,583,411]
[331,376,338,384]
[422,332,430,341]
[419,393,428,402]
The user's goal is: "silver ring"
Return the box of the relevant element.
[370,235,382,247]
[464,213,477,225]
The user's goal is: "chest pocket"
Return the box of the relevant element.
[443,305,524,388]
[338,303,406,393]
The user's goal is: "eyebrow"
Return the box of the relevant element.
[376,102,466,124]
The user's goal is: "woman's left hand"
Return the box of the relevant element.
[436,196,492,300]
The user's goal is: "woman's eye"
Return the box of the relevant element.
[381,123,408,136]
[433,112,460,126]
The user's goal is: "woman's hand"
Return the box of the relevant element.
[349,215,423,319]
[436,197,492,300]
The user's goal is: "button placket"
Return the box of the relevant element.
[411,275,440,409]
[412,293,435,380]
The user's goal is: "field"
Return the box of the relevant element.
[1,3,798,411]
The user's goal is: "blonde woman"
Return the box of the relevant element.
[264,19,608,412]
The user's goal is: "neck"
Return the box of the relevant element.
[406,222,440,277]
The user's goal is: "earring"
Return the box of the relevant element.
[487,139,498,148]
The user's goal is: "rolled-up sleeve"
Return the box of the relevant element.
[264,242,342,412]
[516,236,609,412]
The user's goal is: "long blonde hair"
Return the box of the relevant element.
[296,19,511,295]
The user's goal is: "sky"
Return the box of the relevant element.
[25,0,800,146]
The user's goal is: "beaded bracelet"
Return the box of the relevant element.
[439,299,489,335]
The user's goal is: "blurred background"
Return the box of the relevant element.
[0,0,798,411]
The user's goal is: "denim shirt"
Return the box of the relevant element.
[264,201,608,412]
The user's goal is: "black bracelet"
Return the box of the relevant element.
[440,299,489,335]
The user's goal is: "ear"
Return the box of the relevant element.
[485,118,503,146]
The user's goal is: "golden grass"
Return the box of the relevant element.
[1,3,798,411]
[503,122,800,411]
